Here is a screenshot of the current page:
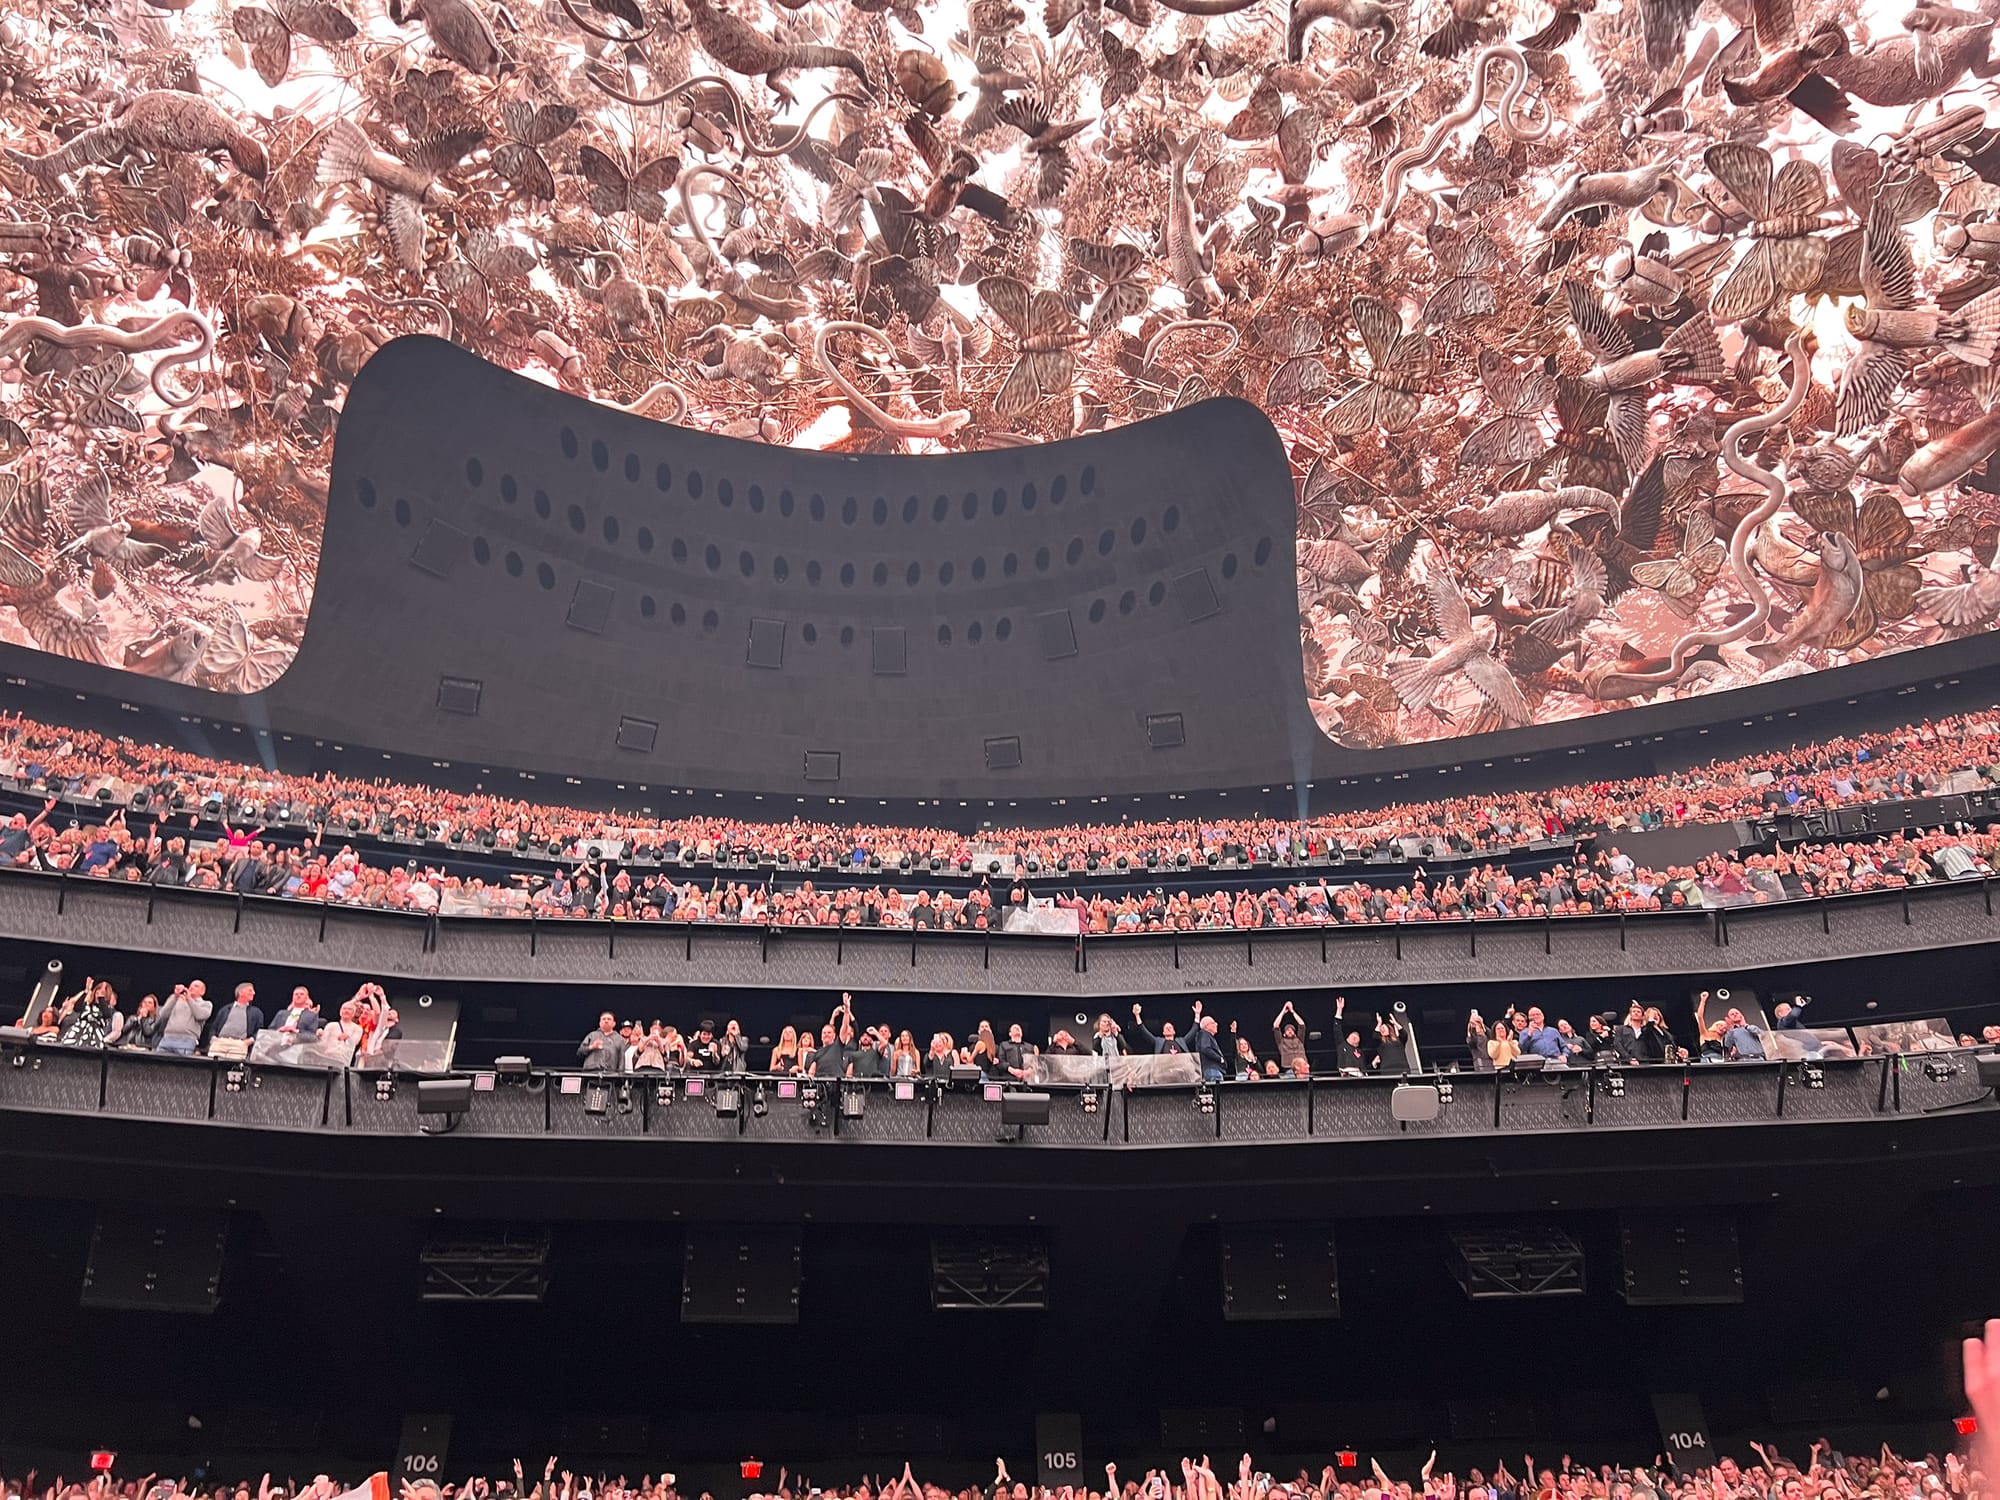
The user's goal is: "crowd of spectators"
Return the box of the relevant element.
[3,1323,1995,1500]
[21,972,402,1059]
[4,707,2000,877]
[39,960,1988,1084]
[5,785,2000,935]
[0,1446,1989,1500]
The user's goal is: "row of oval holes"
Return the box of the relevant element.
[360,478,1275,639]
[364,484,1264,596]
[479,454,1099,530]
[548,427,1100,516]
[369,478,1207,584]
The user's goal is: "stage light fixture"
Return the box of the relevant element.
[472,1072,496,1092]
[375,1076,396,1102]
[892,1079,916,1102]
[840,1088,865,1120]
[583,1080,609,1116]
[1195,1086,1216,1115]
[713,1083,743,1118]
[752,1083,769,1116]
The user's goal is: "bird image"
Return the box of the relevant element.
[1387,568,1534,727]
[186,494,285,585]
[57,472,168,571]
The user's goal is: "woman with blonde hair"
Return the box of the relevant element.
[769,1024,800,1074]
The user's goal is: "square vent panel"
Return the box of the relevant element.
[1146,713,1186,749]
[871,626,907,676]
[615,716,658,753]
[984,736,1022,771]
[567,579,615,634]
[1171,568,1220,623]
[747,617,786,669]
[437,676,482,715]
[410,519,468,578]
[804,750,841,783]
[1035,608,1078,660]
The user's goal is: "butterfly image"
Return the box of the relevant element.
[1100,31,1145,109]
[231,0,356,87]
[492,102,577,201]
[434,228,537,326]
[1631,508,1728,617]
[978,275,1081,419]
[576,146,680,221]
[1704,141,1832,323]
[1457,350,1556,471]
[391,68,456,134]
[1068,237,1148,337]
[63,354,143,434]
[1256,313,1331,407]
[1424,222,1499,324]
[1326,295,1433,435]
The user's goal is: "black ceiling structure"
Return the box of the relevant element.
[11,336,2000,803]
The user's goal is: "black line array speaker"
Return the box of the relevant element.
[1160,1408,1243,1449]
[1618,1209,1744,1305]
[1220,1225,1340,1320]
[681,1226,801,1323]
[81,1207,229,1314]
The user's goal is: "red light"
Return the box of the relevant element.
[90,1454,116,1473]
[1957,1418,1979,1437]
[741,1462,764,1481]
[1337,1454,1358,1470]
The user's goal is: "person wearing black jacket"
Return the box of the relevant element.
[118,995,166,1051]
[145,835,194,886]
[1188,1008,1228,1082]
[996,1023,1034,1080]
[1637,1005,1678,1063]
[1128,1002,1189,1055]
[1333,995,1366,1075]
[1373,1015,1410,1075]
[1582,1014,1622,1061]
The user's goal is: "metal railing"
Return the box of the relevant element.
[2,1039,1991,1146]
